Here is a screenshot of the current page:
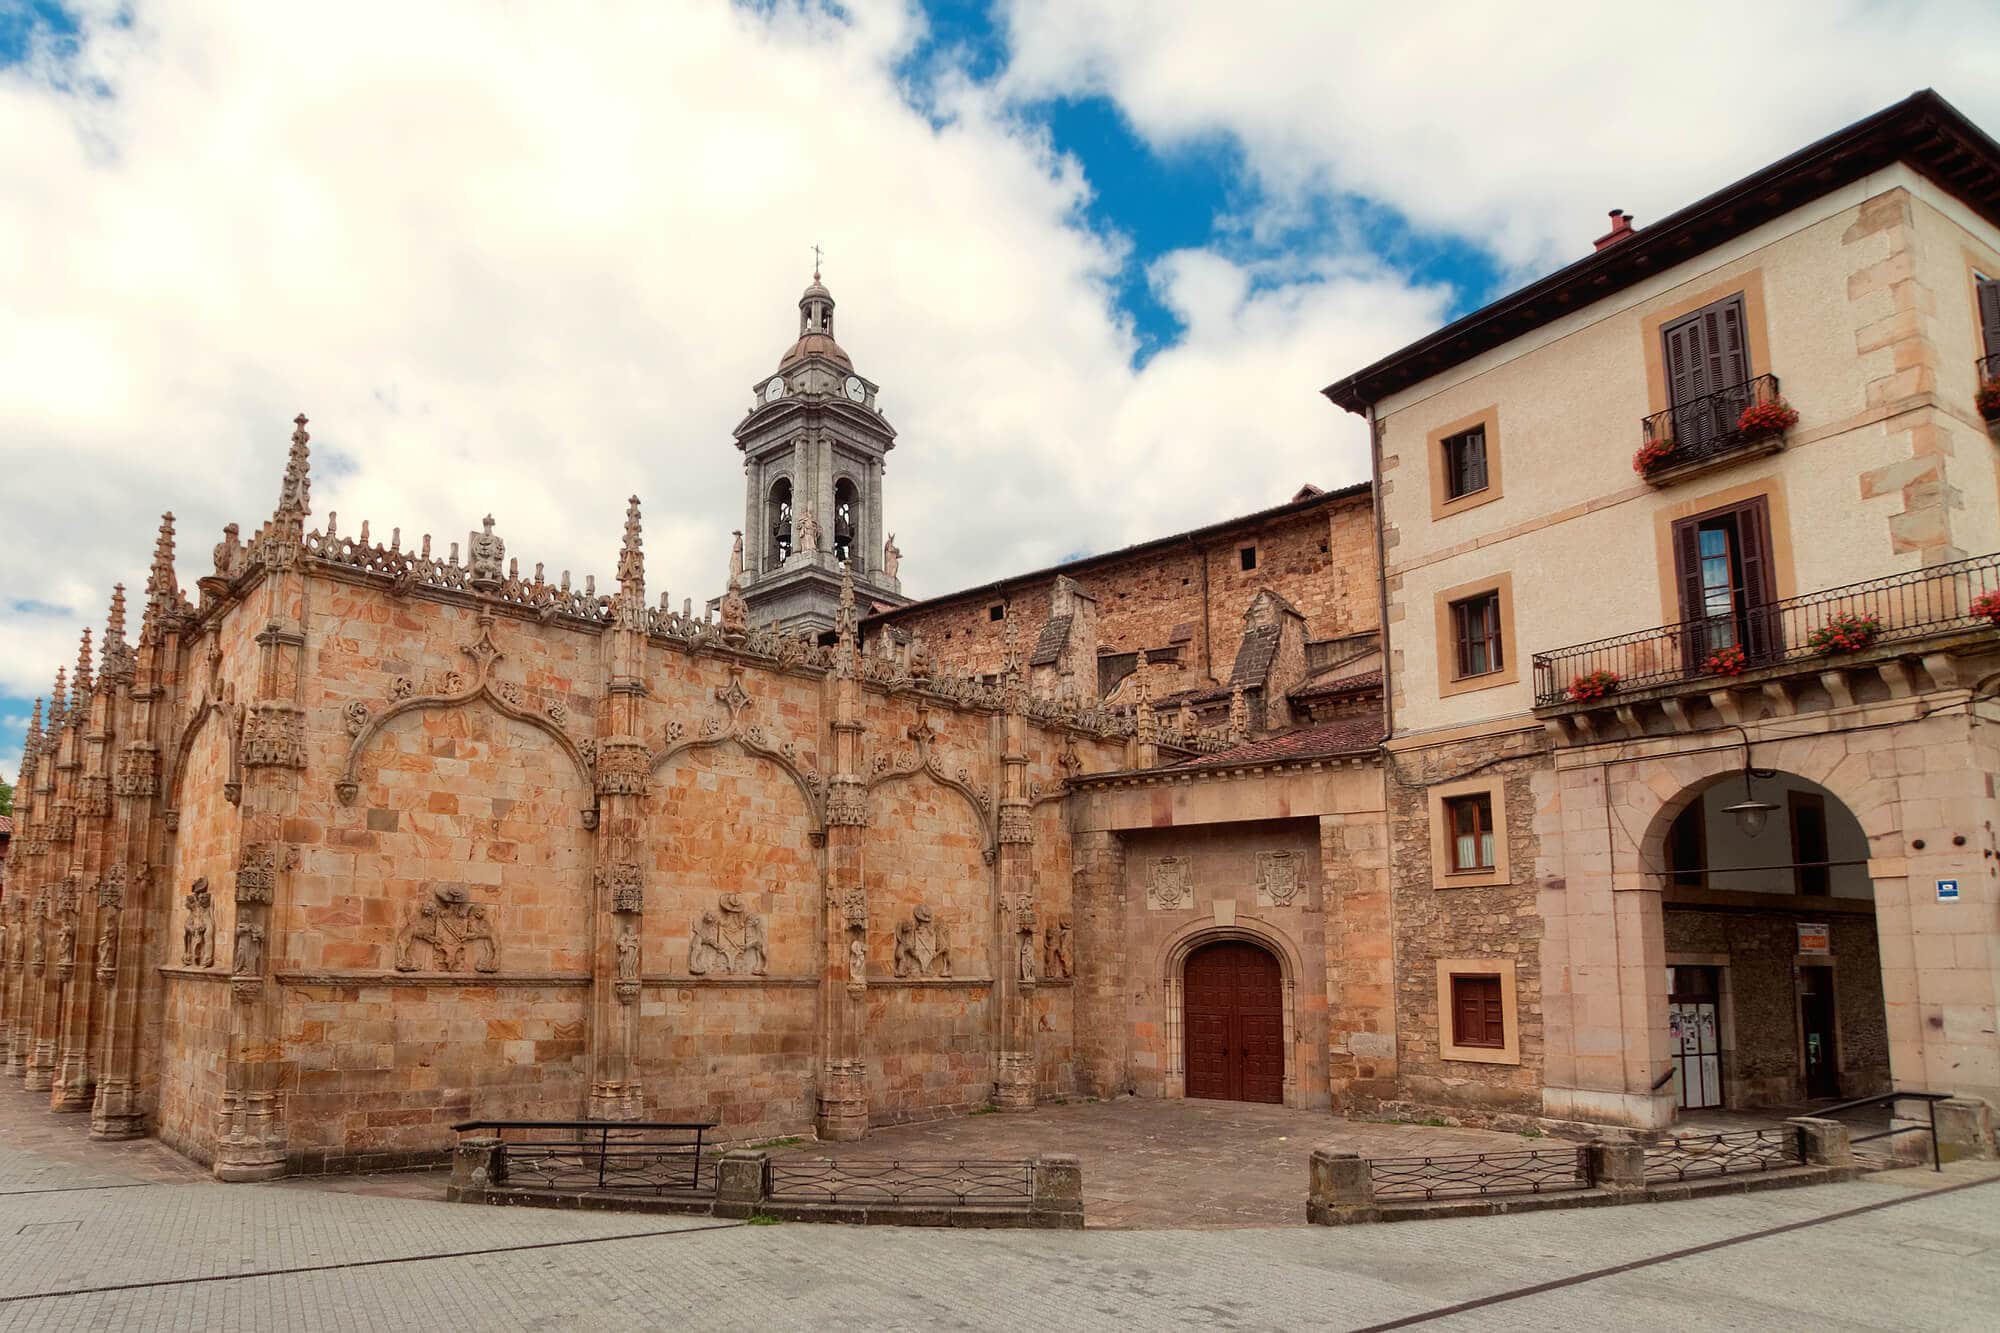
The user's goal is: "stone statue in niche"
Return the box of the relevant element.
[687,894,768,976]
[893,905,950,978]
[394,885,500,974]
[234,920,264,977]
[28,919,45,969]
[56,913,77,966]
[615,923,640,982]
[96,914,118,976]
[182,878,215,968]
[794,502,821,555]
[883,533,901,580]
[1043,918,1073,979]
[847,931,866,983]
[1018,927,1038,983]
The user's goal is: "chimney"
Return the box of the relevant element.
[1593,209,1635,252]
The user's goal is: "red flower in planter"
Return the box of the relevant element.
[1807,612,1883,654]
[1705,644,1748,676]
[1738,397,1800,437]
[1567,668,1620,702]
[1977,378,2000,421]
[1633,440,1674,475]
[1971,590,2000,624]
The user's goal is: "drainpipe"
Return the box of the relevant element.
[1367,404,1394,743]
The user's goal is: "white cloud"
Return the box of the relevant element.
[0,0,1431,700]
[998,0,2000,274]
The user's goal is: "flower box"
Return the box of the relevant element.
[1806,612,1883,654]
[1971,590,2000,625]
[1567,668,1620,702]
[1705,644,1748,676]
[1633,440,1674,475]
[1977,378,2000,422]
[1738,397,1800,438]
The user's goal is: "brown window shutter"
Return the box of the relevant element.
[1482,990,1505,1046]
[1672,518,1705,625]
[1979,278,2000,360]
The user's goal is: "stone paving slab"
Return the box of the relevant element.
[0,1148,1988,1331]
[766,1097,1538,1228]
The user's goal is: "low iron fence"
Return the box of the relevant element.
[1366,1147,1592,1202]
[452,1120,716,1195]
[766,1157,1036,1207]
[1532,550,2000,706]
[1641,1127,1802,1183]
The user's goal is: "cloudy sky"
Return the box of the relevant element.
[4,0,1998,781]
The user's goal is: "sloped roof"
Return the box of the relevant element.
[1029,615,1072,667]
[1228,624,1283,689]
[1290,668,1383,701]
[1168,716,1384,770]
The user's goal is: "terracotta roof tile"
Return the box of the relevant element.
[1170,716,1383,770]
[1290,668,1382,701]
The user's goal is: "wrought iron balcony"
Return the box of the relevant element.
[1532,551,2000,709]
[1637,373,1787,482]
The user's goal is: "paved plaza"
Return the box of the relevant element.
[0,1087,1996,1329]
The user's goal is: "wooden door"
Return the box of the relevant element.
[1184,941,1284,1104]
[1799,967,1841,1099]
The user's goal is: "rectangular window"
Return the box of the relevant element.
[1450,974,1506,1049]
[1445,794,1494,873]
[1239,545,1258,572]
[1790,791,1831,896]
[1662,293,1751,448]
[988,604,1005,622]
[1977,273,2000,360]
[1450,591,1504,678]
[1673,496,1776,666]
[1441,426,1489,501]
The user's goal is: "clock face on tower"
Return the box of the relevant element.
[843,376,866,403]
[763,377,786,404]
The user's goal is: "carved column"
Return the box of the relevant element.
[96,526,189,1139]
[3,701,47,1078]
[817,575,869,1140]
[55,604,127,1112]
[994,677,1038,1111]
[27,684,79,1094]
[215,417,314,1182]
[588,497,650,1122]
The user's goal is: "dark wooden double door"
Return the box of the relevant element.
[1185,941,1284,1104]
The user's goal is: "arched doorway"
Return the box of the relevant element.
[1653,770,1889,1114]
[1184,941,1284,1103]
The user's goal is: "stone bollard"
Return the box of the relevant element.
[1306,1149,1377,1225]
[1784,1116,1853,1167]
[714,1149,771,1218]
[1030,1153,1085,1229]
[446,1136,504,1202]
[1588,1139,1649,1191]
[1935,1098,1997,1163]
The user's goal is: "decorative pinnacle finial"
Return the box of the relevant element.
[23,697,41,767]
[147,512,179,610]
[49,667,66,730]
[812,242,823,282]
[102,584,130,679]
[73,626,94,705]
[617,496,644,588]
[276,413,311,517]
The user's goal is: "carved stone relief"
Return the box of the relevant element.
[1147,856,1193,911]
[893,905,951,978]
[596,862,644,915]
[234,920,264,977]
[1043,918,1073,979]
[614,923,640,1002]
[688,894,768,976]
[182,878,214,968]
[234,843,280,905]
[393,885,499,973]
[1255,850,1306,909]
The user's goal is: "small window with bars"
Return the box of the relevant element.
[1445,793,1495,873]
[1450,591,1504,678]
[1440,426,1489,501]
[1450,973,1506,1049]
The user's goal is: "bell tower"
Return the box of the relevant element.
[731,265,910,634]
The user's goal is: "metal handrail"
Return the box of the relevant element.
[1639,372,1784,473]
[1809,1090,1948,1172]
[452,1119,718,1194]
[1531,549,2000,706]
